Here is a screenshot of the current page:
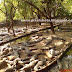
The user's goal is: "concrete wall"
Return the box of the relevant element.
[0,20,37,28]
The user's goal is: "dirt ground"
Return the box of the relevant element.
[0,24,72,72]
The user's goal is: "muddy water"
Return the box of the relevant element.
[11,36,30,45]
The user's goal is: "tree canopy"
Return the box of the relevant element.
[0,0,72,35]
[0,0,72,22]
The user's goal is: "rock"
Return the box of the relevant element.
[31,35,39,41]
[46,36,52,40]
[30,54,37,61]
[0,32,8,36]
[34,61,44,71]
[55,51,60,55]
[9,48,13,52]
[55,41,63,46]
[3,58,7,60]
[1,48,9,55]
[40,41,46,46]
[0,60,8,69]
[37,34,43,36]
[20,60,38,70]
[7,56,16,61]
[52,36,65,41]
[5,68,14,72]
[65,42,69,45]
[45,49,55,58]
[15,61,24,70]
[45,39,53,45]
[19,70,25,72]
[5,60,14,66]
[0,39,3,41]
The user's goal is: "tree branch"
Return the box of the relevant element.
[0,9,6,14]
[22,0,48,19]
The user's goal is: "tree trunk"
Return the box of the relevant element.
[10,6,15,36]
[22,0,55,34]
[50,22,55,34]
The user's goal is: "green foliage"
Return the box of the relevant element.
[54,26,58,30]
[0,12,5,22]
[0,0,72,22]
[55,0,72,19]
